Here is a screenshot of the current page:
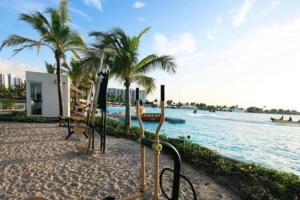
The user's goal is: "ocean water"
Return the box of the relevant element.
[108,106,300,175]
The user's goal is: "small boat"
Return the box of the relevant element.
[141,113,161,122]
[270,117,300,124]
[140,113,186,124]
[165,117,186,124]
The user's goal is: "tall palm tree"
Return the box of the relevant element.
[0,0,86,116]
[66,59,85,107]
[89,27,176,129]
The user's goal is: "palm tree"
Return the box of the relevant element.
[0,0,86,116]
[0,85,8,99]
[89,27,176,129]
[14,83,26,99]
[166,100,173,107]
[45,62,56,74]
[66,59,85,107]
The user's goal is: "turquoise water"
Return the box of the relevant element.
[108,106,300,175]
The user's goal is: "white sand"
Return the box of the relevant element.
[0,122,239,200]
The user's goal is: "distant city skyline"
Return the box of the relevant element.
[0,72,24,89]
[108,88,146,103]
[1,0,300,110]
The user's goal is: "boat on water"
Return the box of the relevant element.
[141,113,161,122]
[110,111,186,124]
[270,117,300,124]
[166,117,186,124]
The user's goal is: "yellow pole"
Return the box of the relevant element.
[136,98,146,193]
[87,54,104,154]
[153,87,165,200]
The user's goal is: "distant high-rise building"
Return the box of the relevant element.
[107,88,146,102]
[0,73,8,88]
[0,73,24,88]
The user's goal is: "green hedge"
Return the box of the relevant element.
[98,118,300,200]
[0,113,58,123]
[0,114,299,199]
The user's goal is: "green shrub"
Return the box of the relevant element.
[0,100,15,110]
[0,113,58,123]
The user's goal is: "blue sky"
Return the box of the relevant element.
[1,0,300,110]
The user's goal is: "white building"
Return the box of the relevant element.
[0,73,9,88]
[108,88,146,102]
[0,73,24,88]
[8,74,24,88]
[26,71,70,117]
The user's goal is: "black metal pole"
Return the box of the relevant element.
[103,109,107,153]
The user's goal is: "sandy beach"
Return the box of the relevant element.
[0,122,239,200]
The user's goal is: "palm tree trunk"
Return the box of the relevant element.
[55,53,64,116]
[125,81,131,130]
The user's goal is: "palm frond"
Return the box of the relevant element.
[19,12,50,36]
[132,75,156,94]
[89,31,121,56]
[110,27,131,50]
[0,34,42,54]
[136,27,150,39]
[63,32,86,51]
[80,47,110,72]
[45,61,56,73]
[135,54,176,74]
[46,7,62,38]
[59,0,70,24]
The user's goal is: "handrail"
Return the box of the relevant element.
[160,168,197,200]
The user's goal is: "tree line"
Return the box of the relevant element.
[0,83,25,100]
[246,107,300,115]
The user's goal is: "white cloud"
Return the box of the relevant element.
[232,0,253,27]
[206,15,223,40]
[153,32,197,55]
[152,32,203,71]
[150,16,300,110]
[0,59,44,78]
[262,0,280,16]
[133,1,146,9]
[70,7,92,21]
[83,0,103,11]
[197,16,300,109]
